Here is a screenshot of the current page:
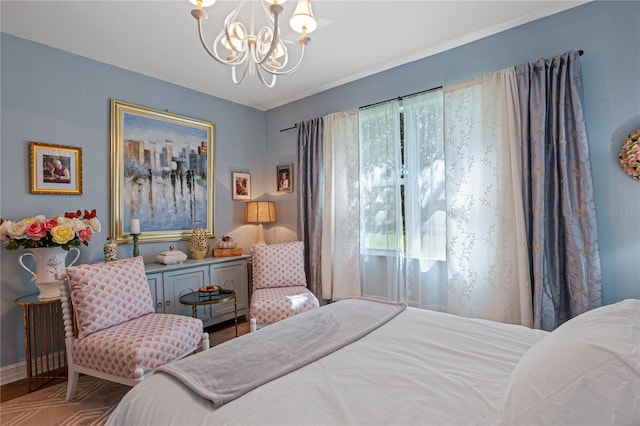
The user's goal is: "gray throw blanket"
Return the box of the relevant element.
[157,297,406,408]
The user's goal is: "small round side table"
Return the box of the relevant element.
[179,289,238,337]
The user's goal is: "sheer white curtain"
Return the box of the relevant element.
[323,96,445,305]
[358,101,404,301]
[321,110,360,300]
[325,71,532,326]
[403,91,447,310]
[443,69,533,326]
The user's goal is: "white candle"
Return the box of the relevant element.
[130,218,140,234]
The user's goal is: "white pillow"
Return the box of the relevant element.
[500,299,640,425]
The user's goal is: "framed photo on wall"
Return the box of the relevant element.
[232,171,251,200]
[110,99,215,243]
[29,142,82,195]
[276,163,293,193]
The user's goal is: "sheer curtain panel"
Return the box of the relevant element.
[358,100,405,301]
[402,91,448,310]
[321,110,361,300]
[443,69,533,326]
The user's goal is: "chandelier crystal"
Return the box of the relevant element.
[188,0,317,88]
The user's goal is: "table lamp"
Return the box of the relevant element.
[244,201,277,245]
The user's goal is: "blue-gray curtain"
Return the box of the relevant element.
[516,50,602,330]
[297,118,324,298]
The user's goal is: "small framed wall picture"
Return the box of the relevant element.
[29,142,83,195]
[276,163,293,193]
[232,171,251,200]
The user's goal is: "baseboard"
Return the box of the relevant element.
[1,351,66,386]
[0,361,27,385]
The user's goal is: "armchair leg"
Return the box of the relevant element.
[199,333,210,352]
[66,369,79,401]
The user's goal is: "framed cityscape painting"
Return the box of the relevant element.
[110,99,215,243]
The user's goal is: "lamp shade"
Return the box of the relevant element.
[289,0,317,34]
[244,201,277,224]
[188,0,216,8]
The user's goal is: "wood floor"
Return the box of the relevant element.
[0,317,250,403]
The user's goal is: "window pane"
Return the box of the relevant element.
[361,184,399,250]
[403,90,446,260]
[359,101,402,252]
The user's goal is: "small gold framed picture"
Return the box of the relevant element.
[29,142,82,195]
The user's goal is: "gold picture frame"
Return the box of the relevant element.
[276,163,293,193]
[232,171,251,200]
[110,99,215,243]
[29,142,82,195]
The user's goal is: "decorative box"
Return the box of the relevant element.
[212,247,243,257]
[156,247,187,265]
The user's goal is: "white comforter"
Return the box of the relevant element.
[107,306,547,425]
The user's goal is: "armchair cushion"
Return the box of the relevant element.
[71,313,204,379]
[66,256,154,338]
[252,241,307,289]
[251,286,320,324]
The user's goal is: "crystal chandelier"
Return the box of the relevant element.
[189,0,317,88]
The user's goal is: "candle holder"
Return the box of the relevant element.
[131,233,141,257]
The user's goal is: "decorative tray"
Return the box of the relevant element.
[198,286,221,297]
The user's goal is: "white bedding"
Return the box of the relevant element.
[107,306,548,425]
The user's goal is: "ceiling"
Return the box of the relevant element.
[1,0,589,111]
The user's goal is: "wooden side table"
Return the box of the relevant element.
[14,295,67,392]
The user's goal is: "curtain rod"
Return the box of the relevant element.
[359,50,584,110]
[278,85,442,132]
[279,50,584,131]
[359,85,443,110]
[280,124,298,132]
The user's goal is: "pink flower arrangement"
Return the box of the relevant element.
[619,128,640,181]
[0,210,101,251]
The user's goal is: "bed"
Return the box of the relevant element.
[107,297,639,425]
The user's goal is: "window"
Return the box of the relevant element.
[359,89,445,261]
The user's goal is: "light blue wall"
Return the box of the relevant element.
[0,34,267,368]
[1,1,638,372]
[266,1,640,305]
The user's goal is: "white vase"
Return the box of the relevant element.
[18,246,80,299]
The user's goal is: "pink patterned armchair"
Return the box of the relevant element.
[250,241,319,329]
[58,256,209,401]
